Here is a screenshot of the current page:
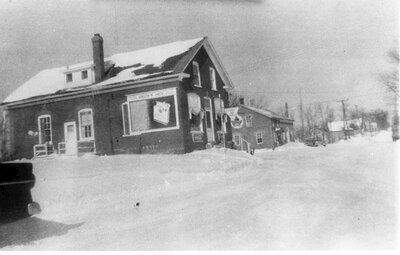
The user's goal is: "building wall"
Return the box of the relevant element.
[6,81,187,159]
[278,120,295,143]
[180,47,232,152]
[5,46,234,158]
[94,81,187,155]
[231,107,275,150]
[7,95,96,159]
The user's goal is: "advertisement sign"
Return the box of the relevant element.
[224,107,239,119]
[224,107,243,129]
[153,101,170,125]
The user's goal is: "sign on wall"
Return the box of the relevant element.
[153,101,171,125]
[192,133,203,142]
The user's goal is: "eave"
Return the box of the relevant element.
[2,73,189,110]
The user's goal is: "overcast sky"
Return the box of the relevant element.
[0,0,398,120]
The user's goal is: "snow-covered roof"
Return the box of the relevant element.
[242,105,294,121]
[328,119,361,132]
[3,37,208,104]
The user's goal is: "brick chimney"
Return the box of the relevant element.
[91,33,105,83]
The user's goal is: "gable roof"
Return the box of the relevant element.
[241,105,294,122]
[3,37,234,105]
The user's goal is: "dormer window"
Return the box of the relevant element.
[192,61,201,87]
[66,73,73,82]
[81,70,88,80]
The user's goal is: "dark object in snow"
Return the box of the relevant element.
[135,202,140,207]
[0,162,41,223]
[304,137,326,147]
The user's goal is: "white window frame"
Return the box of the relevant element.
[210,67,217,91]
[245,115,253,127]
[234,135,241,146]
[121,103,129,136]
[38,114,52,144]
[256,132,263,144]
[78,108,94,141]
[204,96,215,142]
[192,61,201,87]
[123,88,180,136]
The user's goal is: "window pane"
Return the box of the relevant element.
[81,70,88,79]
[122,103,130,135]
[39,116,51,143]
[205,111,211,128]
[129,95,176,132]
[66,73,72,82]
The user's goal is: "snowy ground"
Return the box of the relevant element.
[0,131,398,250]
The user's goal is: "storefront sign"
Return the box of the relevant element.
[127,88,176,101]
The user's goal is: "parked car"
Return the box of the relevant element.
[304,137,326,147]
[0,162,41,223]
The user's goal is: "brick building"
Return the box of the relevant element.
[1,35,234,159]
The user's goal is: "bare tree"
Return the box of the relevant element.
[378,49,399,98]
[378,49,399,140]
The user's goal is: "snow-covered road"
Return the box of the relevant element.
[0,132,398,250]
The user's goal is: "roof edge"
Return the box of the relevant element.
[176,37,235,90]
[1,73,185,109]
[241,105,294,121]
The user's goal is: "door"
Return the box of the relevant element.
[64,122,77,155]
[204,97,215,142]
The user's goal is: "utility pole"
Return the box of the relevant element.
[337,99,349,139]
[355,105,359,118]
[299,88,305,140]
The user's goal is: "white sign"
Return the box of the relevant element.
[153,101,170,125]
[224,107,239,118]
[224,107,243,129]
[127,88,176,101]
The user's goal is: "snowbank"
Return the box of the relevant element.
[1,133,397,250]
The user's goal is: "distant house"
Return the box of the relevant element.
[327,119,362,142]
[1,34,234,159]
[225,105,294,151]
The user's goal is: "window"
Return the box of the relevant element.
[214,97,226,133]
[78,109,94,140]
[192,61,201,87]
[38,115,52,144]
[122,88,179,135]
[187,93,203,132]
[122,103,130,135]
[256,132,263,144]
[81,70,88,80]
[66,73,73,82]
[245,115,253,127]
[210,67,217,91]
[234,135,241,146]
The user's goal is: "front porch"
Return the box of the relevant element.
[33,140,96,158]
